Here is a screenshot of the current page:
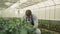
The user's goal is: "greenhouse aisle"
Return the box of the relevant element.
[0,0,60,34]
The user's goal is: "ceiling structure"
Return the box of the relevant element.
[20,0,60,9]
[0,0,19,9]
[0,0,60,10]
[19,0,47,9]
[0,0,47,9]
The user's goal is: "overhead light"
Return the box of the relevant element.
[5,2,12,6]
[20,0,27,3]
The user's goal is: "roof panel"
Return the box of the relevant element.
[54,0,60,4]
[20,0,47,9]
[44,0,54,6]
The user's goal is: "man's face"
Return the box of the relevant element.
[26,15,31,18]
[25,10,32,18]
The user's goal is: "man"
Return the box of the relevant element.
[21,10,41,34]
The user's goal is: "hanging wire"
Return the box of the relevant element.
[51,0,56,21]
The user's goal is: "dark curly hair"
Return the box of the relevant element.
[25,10,32,16]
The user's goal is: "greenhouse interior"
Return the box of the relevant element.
[0,0,60,34]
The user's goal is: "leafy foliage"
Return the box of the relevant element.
[0,18,35,34]
[0,18,60,34]
[39,21,60,33]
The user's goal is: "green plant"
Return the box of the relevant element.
[39,22,60,33]
[0,18,35,34]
